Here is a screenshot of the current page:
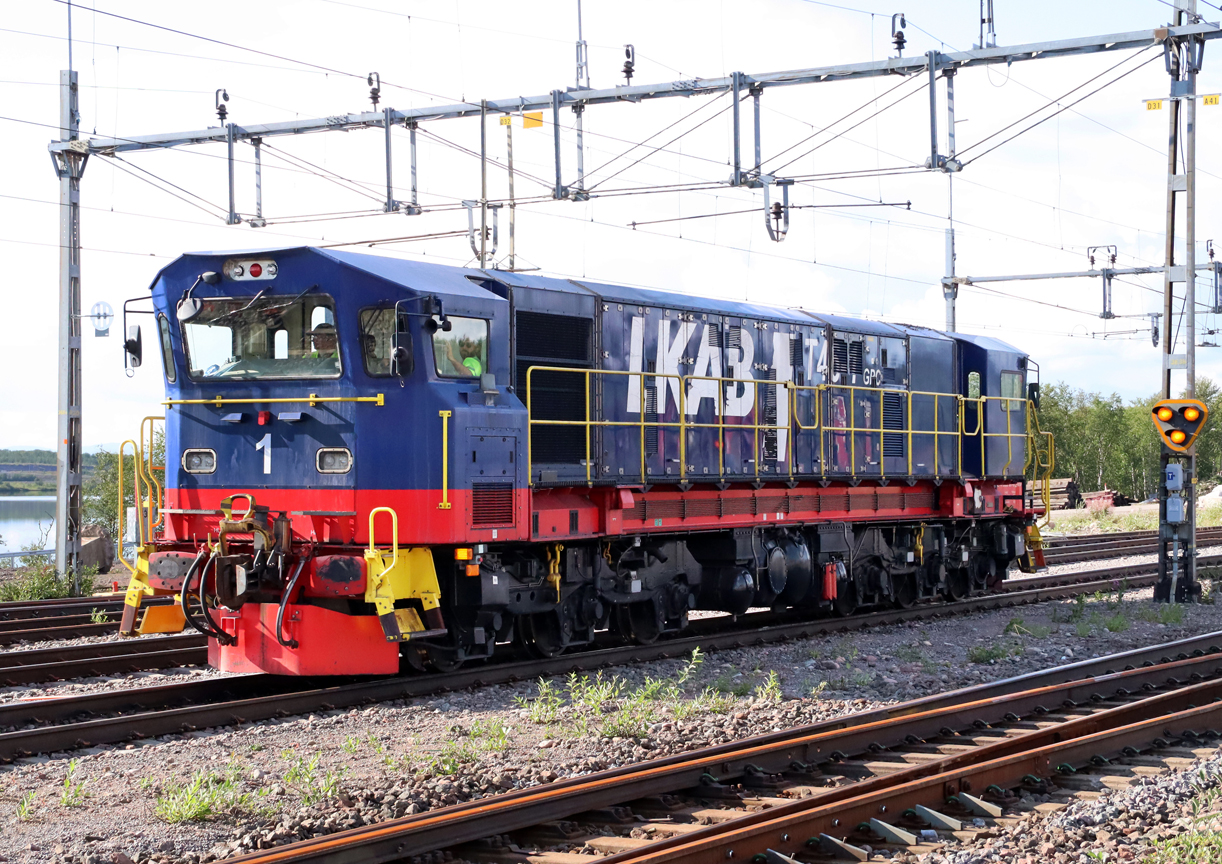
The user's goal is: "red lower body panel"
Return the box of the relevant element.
[213,603,398,676]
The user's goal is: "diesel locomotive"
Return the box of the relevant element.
[116,246,1053,676]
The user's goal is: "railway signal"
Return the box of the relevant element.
[1151,399,1208,452]
[1152,398,1208,603]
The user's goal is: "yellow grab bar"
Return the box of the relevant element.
[438,411,453,510]
[163,394,384,407]
[367,507,399,572]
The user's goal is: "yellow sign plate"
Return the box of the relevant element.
[500,116,512,125]
[1147,99,1163,111]
[1206,94,1220,106]
[523,111,543,128]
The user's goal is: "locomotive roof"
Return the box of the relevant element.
[153,247,1018,353]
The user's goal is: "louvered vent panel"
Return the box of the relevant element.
[883,392,906,458]
[848,341,864,375]
[644,385,659,455]
[471,483,515,526]
[832,339,849,375]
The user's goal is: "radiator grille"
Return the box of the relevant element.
[471,483,514,526]
[515,311,591,362]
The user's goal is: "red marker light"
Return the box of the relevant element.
[249,262,263,278]
[257,410,271,425]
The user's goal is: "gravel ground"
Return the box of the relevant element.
[0,579,1219,864]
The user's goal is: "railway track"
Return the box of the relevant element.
[1042,525,1222,565]
[0,527,1208,650]
[0,634,206,686]
[224,636,1222,864]
[0,559,1216,761]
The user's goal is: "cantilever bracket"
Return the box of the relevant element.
[463,200,503,264]
[764,178,794,242]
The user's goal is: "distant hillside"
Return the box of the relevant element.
[0,450,99,468]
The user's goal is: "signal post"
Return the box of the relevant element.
[1151,399,1208,602]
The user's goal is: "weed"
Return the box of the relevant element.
[249,743,264,753]
[754,670,782,702]
[154,770,271,823]
[89,608,109,625]
[1137,604,1186,625]
[15,791,35,821]
[1075,621,1093,638]
[1003,617,1052,639]
[283,752,345,805]
[1070,594,1087,621]
[810,680,828,699]
[341,735,359,754]
[712,670,752,697]
[967,642,1022,664]
[60,759,87,807]
[849,669,874,687]
[516,678,564,725]
[1104,611,1130,633]
[431,718,512,774]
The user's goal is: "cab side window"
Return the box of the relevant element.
[359,308,401,377]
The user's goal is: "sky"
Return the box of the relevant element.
[3,0,1222,450]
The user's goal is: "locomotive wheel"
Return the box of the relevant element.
[401,645,428,674]
[518,612,570,659]
[944,567,970,601]
[831,583,857,617]
[614,601,661,645]
[892,573,918,609]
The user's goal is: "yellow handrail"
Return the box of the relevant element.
[525,366,793,485]
[163,393,384,407]
[522,367,1051,489]
[367,507,399,570]
[138,416,165,534]
[438,411,453,510]
[116,439,140,575]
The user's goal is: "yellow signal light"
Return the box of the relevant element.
[1170,429,1188,444]
[1184,406,1202,422]
[1157,407,1175,421]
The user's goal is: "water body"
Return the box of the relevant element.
[0,497,55,555]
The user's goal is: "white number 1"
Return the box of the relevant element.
[255,433,271,474]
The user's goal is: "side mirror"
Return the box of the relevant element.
[442,319,453,332]
[1027,382,1040,409]
[177,296,202,323]
[201,271,221,285]
[124,325,143,369]
[391,331,413,377]
[480,372,497,394]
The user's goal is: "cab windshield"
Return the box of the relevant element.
[182,292,341,380]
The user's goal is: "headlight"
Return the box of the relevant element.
[182,449,216,474]
[316,448,352,474]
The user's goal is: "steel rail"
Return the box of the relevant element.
[604,689,1222,864]
[0,645,208,687]
[0,634,204,670]
[221,645,1222,864]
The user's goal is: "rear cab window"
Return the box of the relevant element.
[432,316,488,378]
[1000,371,1024,411]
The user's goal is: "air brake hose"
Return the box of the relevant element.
[180,553,233,645]
[275,555,310,650]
